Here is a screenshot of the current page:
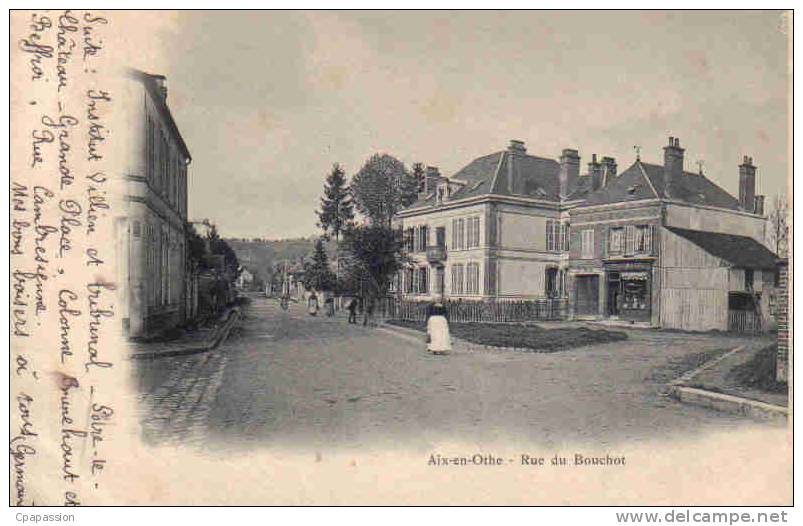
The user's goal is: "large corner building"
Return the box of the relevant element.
[395,137,777,332]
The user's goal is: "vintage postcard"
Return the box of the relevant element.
[8,9,793,507]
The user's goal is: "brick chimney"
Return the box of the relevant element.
[663,137,685,196]
[601,156,617,187]
[589,154,603,191]
[559,148,580,198]
[508,139,527,156]
[424,166,440,194]
[739,156,757,213]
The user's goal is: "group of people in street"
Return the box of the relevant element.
[297,291,452,355]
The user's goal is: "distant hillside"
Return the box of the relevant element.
[224,237,337,283]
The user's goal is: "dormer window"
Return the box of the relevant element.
[437,182,450,204]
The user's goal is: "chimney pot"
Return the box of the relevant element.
[559,148,581,199]
[424,166,441,194]
[663,136,685,196]
[508,140,527,155]
[589,154,603,191]
[738,156,757,212]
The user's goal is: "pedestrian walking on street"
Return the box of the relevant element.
[347,298,358,324]
[307,292,319,316]
[426,301,451,355]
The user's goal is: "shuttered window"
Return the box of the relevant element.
[609,227,624,254]
[451,264,464,294]
[581,229,595,259]
[466,263,480,295]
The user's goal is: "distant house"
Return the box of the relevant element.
[395,137,777,332]
[235,267,254,290]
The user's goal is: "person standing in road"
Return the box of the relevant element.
[346,297,358,324]
[307,291,319,316]
[426,301,451,355]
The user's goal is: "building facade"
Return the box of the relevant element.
[396,137,777,331]
[118,70,191,338]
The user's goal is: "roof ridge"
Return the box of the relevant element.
[489,151,506,195]
[636,161,661,199]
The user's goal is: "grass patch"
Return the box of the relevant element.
[728,344,787,394]
[647,348,732,384]
[386,319,627,352]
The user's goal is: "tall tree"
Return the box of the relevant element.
[316,163,354,242]
[350,153,417,226]
[303,237,337,292]
[340,223,405,299]
[768,193,789,257]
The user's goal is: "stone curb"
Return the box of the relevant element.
[130,307,241,360]
[667,344,788,422]
[669,385,788,422]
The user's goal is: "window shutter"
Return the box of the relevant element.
[642,225,652,254]
[546,220,553,251]
[625,225,634,254]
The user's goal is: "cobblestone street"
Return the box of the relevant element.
[134,295,771,452]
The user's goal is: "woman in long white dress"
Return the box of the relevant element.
[426,302,451,355]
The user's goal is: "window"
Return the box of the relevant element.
[745,269,754,291]
[466,263,480,295]
[623,224,653,255]
[466,217,480,248]
[418,267,429,294]
[581,229,595,259]
[545,267,559,298]
[635,225,652,254]
[451,264,464,294]
[609,227,624,254]
[418,225,429,252]
[404,228,414,252]
[436,226,446,248]
[404,268,414,293]
[547,220,568,252]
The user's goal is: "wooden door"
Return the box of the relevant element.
[575,275,599,316]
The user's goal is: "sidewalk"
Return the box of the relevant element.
[130,306,241,360]
[668,340,788,422]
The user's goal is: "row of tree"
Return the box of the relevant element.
[303,154,428,306]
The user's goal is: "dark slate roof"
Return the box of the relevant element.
[640,163,740,210]
[666,227,777,269]
[579,160,741,210]
[128,68,192,161]
[581,162,658,205]
[404,149,561,210]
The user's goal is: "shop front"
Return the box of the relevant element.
[604,261,652,323]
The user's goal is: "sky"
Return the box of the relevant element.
[127,10,790,239]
